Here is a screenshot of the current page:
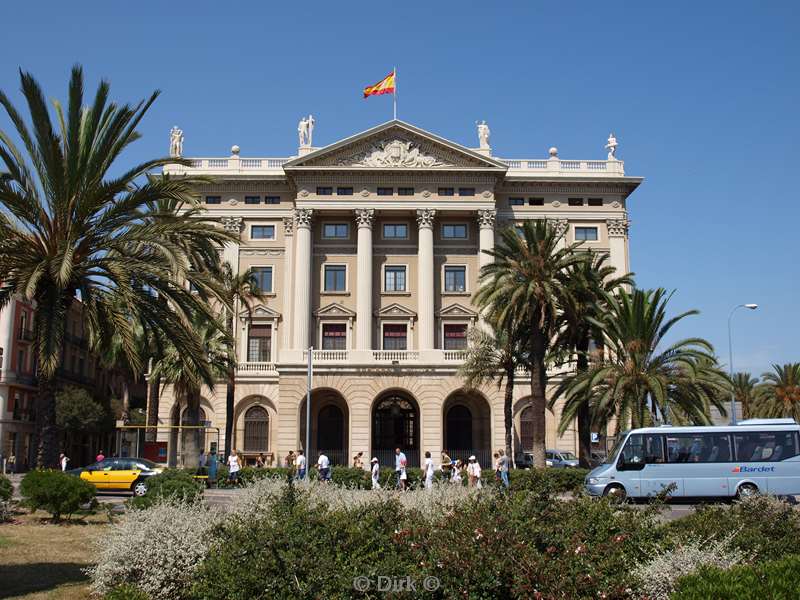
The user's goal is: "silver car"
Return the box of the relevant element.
[516,449,580,468]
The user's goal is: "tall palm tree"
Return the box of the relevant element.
[149,312,232,468]
[459,321,526,465]
[558,288,729,431]
[753,363,800,421]
[0,66,232,466]
[550,252,632,467]
[474,220,585,468]
[731,372,758,420]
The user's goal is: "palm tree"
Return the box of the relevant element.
[731,372,758,420]
[753,363,800,421]
[0,66,233,466]
[150,312,232,468]
[459,321,526,465]
[550,252,632,467]
[474,220,585,468]
[558,288,729,432]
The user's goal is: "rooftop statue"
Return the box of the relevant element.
[476,120,490,149]
[605,132,618,160]
[169,126,183,158]
[298,114,315,148]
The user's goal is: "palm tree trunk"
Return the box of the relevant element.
[504,365,514,465]
[35,374,60,468]
[529,330,548,469]
[121,378,130,424]
[225,366,235,458]
[181,390,202,469]
[575,337,592,468]
[145,375,160,442]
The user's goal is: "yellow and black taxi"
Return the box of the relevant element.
[67,457,163,496]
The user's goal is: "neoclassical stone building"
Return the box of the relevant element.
[156,120,642,468]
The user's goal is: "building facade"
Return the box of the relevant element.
[158,120,642,468]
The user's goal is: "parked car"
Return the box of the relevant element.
[515,450,581,469]
[67,457,162,496]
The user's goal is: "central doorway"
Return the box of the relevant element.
[371,391,420,468]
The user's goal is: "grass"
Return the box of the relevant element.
[0,506,107,599]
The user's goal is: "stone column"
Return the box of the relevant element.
[354,209,375,350]
[416,209,436,350]
[292,209,313,349]
[220,217,243,274]
[606,216,630,281]
[281,216,295,358]
[477,209,496,271]
[554,219,569,249]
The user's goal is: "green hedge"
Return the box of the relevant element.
[128,469,203,509]
[672,554,800,599]
[20,469,95,521]
[0,473,12,501]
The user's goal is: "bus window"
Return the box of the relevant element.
[734,431,800,462]
[618,434,663,469]
[666,433,731,463]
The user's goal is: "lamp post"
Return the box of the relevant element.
[728,303,758,425]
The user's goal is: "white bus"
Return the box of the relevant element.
[584,419,800,501]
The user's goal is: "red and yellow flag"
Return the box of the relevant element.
[363,71,396,98]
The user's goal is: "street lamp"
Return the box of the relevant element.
[728,303,758,425]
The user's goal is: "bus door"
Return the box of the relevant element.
[639,434,684,497]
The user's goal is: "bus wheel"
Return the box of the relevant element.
[736,483,758,500]
[603,484,627,503]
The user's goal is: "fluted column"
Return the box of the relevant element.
[416,209,436,350]
[477,209,496,272]
[354,209,375,350]
[281,216,295,357]
[292,209,313,349]
[554,219,569,249]
[606,216,630,282]
[220,217,243,274]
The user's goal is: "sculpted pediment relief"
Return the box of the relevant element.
[437,303,478,319]
[375,303,417,318]
[315,303,356,318]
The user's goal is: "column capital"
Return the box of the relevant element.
[606,217,629,237]
[476,208,497,229]
[282,216,295,236]
[354,208,375,228]
[416,208,437,229]
[221,216,243,236]
[553,218,569,237]
[293,208,313,229]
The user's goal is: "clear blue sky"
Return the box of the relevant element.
[2,2,798,376]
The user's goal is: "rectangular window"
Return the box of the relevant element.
[509,197,524,206]
[247,325,272,362]
[324,265,346,292]
[444,266,467,292]
[666,433,732,463]
[397,187,414,196]
[382,324,407,350]
[529,197,544,206]
[336,187,353,196]
[265,196,281,204]
[438,187,455,196]
[205,195,221,205]
[383,223,408,239]
[443,324,468,350]
[251,225,276,240]
[575,227,598,241]
[568,197,584,206]
[322,323,347,350]
[588,197,603,207]
[734,431,800,462]
[322,223,349,239]
[442,224,467,239]
[244,196,261,205]
[377,187,393,196]
[620,434,665,465]
[384,266,407,292]
[458,187,475,196]
[249,267,273,293]
[316,187,333,196]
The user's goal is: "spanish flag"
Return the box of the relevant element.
[363,70,396,98]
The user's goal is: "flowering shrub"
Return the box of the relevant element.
[88,499,221,600]
[127,469,203,509]
[19,469,95,521]
[632,537,744,599]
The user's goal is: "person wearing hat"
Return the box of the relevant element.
[370,457,381,489]
[467,455,482,488]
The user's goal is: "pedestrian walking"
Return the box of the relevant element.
[370,457,381,489]
[227,449,241,485]
[451,459,463,485]
[467,455,482,488]
[423,451,435,490]
[394,447,407,490]
[59,453,70,472]
[317,451,331,482]
[440,452,452,476]
[498,449,510,489]
[207,449,219,488]
[493,452,501,483]
[353,451,364,470]
[255,453,266,468]
[295,449,307,480]
[285,450,295,470]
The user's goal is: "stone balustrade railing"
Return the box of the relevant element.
[236,361,278,374]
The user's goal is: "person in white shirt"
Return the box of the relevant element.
[59,453,69,472]
[394,447,407,490]
[451,459,463,485]
[227,449,241,485]
[317,451,331,482]
[370,457,381,489]
[423,451,435,490]
[467,455,482,488]
[295,450,307,480]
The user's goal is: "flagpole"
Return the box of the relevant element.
[393,66,397,120]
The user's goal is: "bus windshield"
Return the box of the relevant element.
[603,434,629,464]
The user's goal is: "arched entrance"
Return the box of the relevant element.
[371,391,420,468]
[442,390,491,467]
[299,389,349,466]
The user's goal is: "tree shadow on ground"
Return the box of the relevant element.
[0,562,88,598]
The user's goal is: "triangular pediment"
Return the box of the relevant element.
[314,302,356,318]
[375,302,417,318]
[437,303,478,319]
[284,120,508,171]
[241,305,281,320]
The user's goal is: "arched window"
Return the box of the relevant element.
[244,406,269,452]
[520,406,534,451]
[372,395,419,462]
[445,404,473,450]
